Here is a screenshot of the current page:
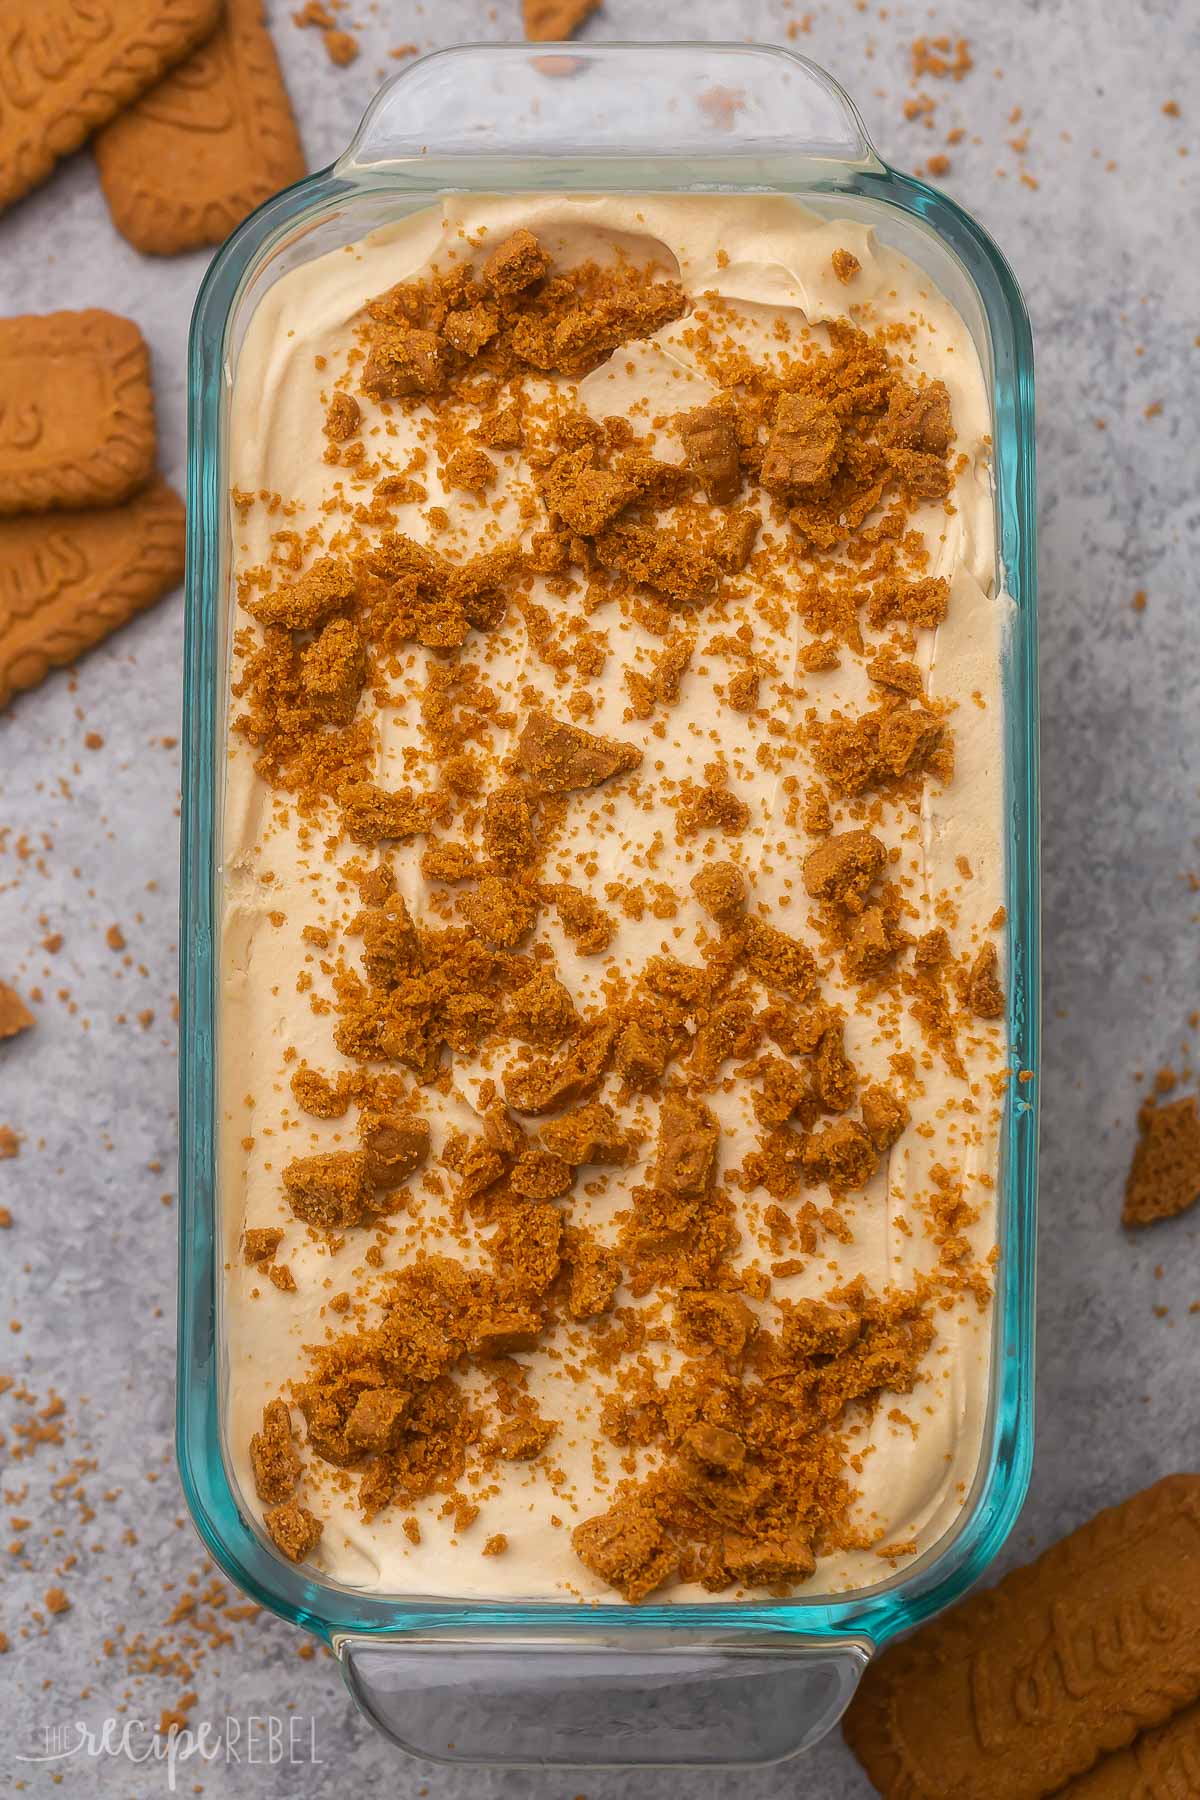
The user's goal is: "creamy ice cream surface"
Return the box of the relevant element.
[221,194,1009,1602]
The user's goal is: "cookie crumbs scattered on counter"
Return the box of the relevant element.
[911,35,973,81]
[926,154,952,177]
[84,732,104,750]
[105,925,126,952]
[322,29,359,66]
[44,1587,71,1616]
[0,1126,19,1158]
[1163,99,1180,117]
[1132,589,1148,612]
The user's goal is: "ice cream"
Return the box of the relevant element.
[220,194,1009,1602]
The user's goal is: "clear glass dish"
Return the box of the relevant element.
[179,40,1038,1768]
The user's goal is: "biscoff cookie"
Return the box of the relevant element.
[0,0,222,214]
[0,312,155,515]
[0,479,185,710]
[843,1474,1200,1800]
[94,0,306,257]
[1063,1697,1200,1796]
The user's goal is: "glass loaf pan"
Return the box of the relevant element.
[178,41,1039,1768]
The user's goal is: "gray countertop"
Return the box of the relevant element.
[1,0,1198,1792]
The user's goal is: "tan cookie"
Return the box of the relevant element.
[1062,1696,1200,1796]
[94,0,306,257]
[0,0,221,214]
[843,1474,1200,1800]
[0,478,185,710]
[0,311,155,515]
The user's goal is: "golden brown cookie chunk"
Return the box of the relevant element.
[0,981,34,1039]
[802,829,886,911]
[678,403,741,504]
[282,1150,373,1230]
[572,1496,675,1601]
[242,1226,283,1263]
[482,227,550,296]
[0,312,155,514]
[94,0,305,257]
[513,708,641,793]
[0,479,184,711]
[0,0,221,214]
[690,861,747,922]
[967,940,1005,1017]
[522,0,601,43]
[1123,1095,1200,1227]
[761,391,841,494]
[263,1500,323,1562]
[249,1399,301,1503]
[843,1474,1200,1800]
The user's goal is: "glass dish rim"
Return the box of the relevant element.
[178,39,1039,1654]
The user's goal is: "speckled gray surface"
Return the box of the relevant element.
[1,0,1198,1792]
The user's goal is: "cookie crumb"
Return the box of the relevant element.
[1123,1093,1200,1228]
[0,982,34,1040]
[522,0,601,42]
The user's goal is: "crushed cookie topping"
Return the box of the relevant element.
[228,216,1006,1601]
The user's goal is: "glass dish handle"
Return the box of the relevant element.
[337,1635,869,1767]
[339,42,879,176]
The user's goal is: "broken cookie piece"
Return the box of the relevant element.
[802,829,886,913]
[359,1113,430,1189]
[572,1497,676,1602]
[481,227,550,296]
[761,391,841,494]
[1122,1094,1200,1228]
[362,325,446,399]
[690,860,747,922]
[282,1151,374,1231]
[513,709,642,793]
[678,403,741,504]
[250,1399,302,1504]
[264,1501,323,1563]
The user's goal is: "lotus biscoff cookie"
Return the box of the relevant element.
[94,0,306,257]
[842,1474,1200,1800]
[0,0,222,215]
[0,311,156,515]
[1061,1696,1200,1797]
[0,478,185,710]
